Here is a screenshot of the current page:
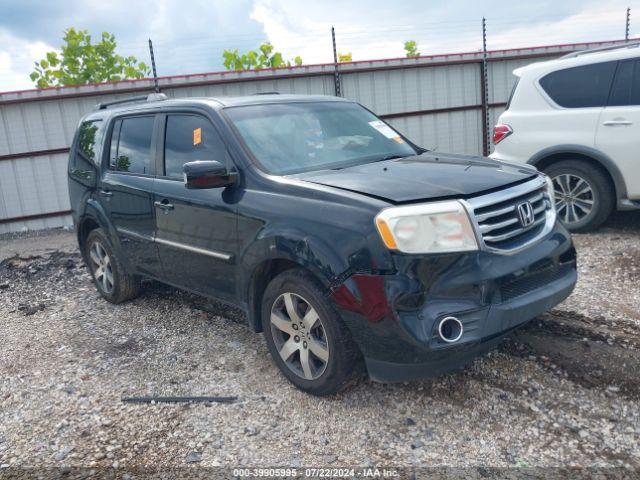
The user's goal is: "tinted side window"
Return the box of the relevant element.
[163,114,227,178]
[609,59,640,106]
[539,61,617,108]
[110,116,155,174]
[76,120,103,165]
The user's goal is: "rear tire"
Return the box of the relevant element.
[543,160,614,232]
[84,228,140,304]
[261,269,362,396]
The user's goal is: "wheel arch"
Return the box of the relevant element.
[76,199,123,264]
[528,145,626,201]
[246,257,329,333]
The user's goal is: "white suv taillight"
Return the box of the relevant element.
[493,124,513,145]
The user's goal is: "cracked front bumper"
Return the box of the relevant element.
[331,222,577,382]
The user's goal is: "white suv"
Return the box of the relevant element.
[491,42,640,231]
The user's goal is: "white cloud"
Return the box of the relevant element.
[0,0,635,92]
[0,0,266,91]
[0,30,55,91]
[250,0,333,63]
[487,4,632,50]
[249,0,424,63]
[249,0,634,63]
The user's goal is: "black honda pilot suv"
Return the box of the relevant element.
[68,93,577,395]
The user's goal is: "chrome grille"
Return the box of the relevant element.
[467,177,554,252]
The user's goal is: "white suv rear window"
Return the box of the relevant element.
[539,61,617,108]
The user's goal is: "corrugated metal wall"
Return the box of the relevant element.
[0,40,625,234]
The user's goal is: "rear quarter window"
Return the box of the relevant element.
[539,61,617,108]
[505,78,520,110]
[75,120,103,166]
[608,59,640,106]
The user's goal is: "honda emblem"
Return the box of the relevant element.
[517,201,535,227]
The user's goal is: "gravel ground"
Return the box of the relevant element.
[1,213,639,471]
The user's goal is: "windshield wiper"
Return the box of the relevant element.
[329,153,412,170]
[375,154,411,162]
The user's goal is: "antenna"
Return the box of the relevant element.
[626,7,631,42]
[148,38,160,93]
[331,26,342,97]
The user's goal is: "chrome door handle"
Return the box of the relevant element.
[154,200,174,210]
[99,189,113,197]
[603,120,632,126]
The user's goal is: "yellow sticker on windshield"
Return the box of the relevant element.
[193,127,202,146]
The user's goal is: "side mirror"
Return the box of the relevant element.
[183,160,238,189]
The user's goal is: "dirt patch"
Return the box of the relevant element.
[502,312,640,399]
[0,251,81,279]
[611,248,640,281]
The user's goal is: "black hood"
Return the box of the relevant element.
[290,152,538,203]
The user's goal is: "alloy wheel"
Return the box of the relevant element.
[552,173,595,225]
[270,292,329,380]
[89,241,114,294]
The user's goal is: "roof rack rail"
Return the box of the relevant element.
[96,92,168,110]
[256,91,280,95]
[560,41,640,59]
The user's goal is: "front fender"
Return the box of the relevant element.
[239,221,393,331]
[240,227,358,293]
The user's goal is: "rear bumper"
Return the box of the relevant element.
[331,222,577,382]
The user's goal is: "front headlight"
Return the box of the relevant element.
[375,201,478,254]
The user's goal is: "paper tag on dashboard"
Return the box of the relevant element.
[193,128,202,146]
[369,120,402,142]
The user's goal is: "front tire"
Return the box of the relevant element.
[261,269,361,396]
[543,160,614,232]
[84,228,140,304]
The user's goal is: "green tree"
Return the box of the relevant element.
[222,42,303,71]
[115,155,131,172]
[404,40,420,58]
[30,28,150,88]
[338,52,352,62]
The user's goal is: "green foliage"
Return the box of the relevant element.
[115,155,131,172]
[404,40,420,58]
[337,52,352,62]
[30,28,150,88]
[222,42,303,71]
[77,122,98,161]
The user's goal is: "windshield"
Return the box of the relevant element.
[225,101,418,174]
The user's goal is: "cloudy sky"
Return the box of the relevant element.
[0,0,637,92]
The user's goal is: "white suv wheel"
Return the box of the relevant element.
[552,173,595,225]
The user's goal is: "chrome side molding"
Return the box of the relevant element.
[116,228,233,262]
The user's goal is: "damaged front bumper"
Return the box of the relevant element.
[330,223,577,382]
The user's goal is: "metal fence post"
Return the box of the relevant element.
[331,26,342,97]
[480,17,490,156]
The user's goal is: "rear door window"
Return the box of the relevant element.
[539,61,617,108]
[163,114,227,178]
[608,59,640,106]
[109,116,155,174]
